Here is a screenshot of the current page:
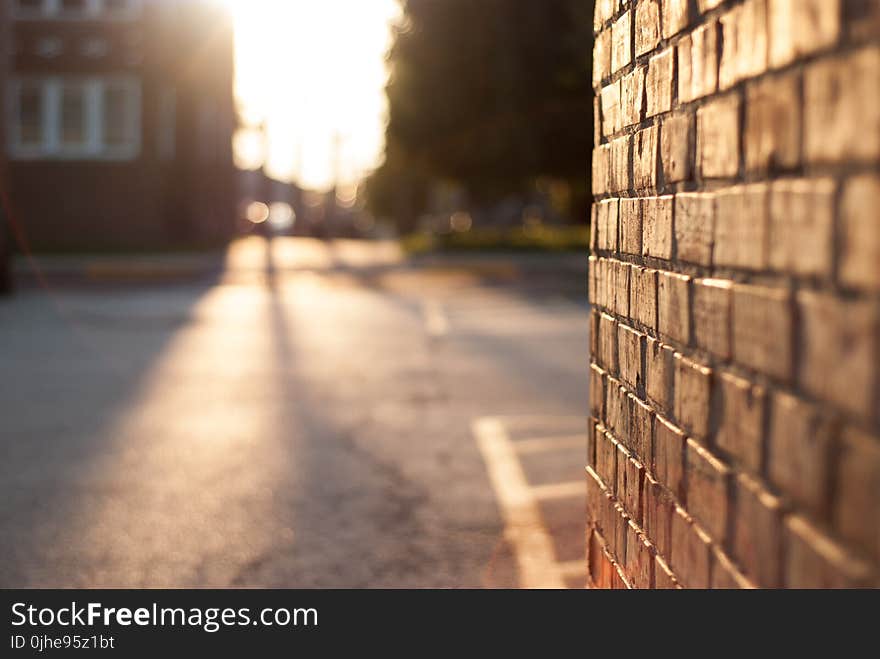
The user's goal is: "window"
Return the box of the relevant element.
[13,0,142,20]
[60,84,87,147]
[156,87,176,161]
[7,76,141,160]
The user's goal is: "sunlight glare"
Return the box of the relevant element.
[226,0,401,191]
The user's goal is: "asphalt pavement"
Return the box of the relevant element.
[0,237,589,588]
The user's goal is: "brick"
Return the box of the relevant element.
[768,179,835,278]
[719,0,769,89]
[617,441,634,506]
[655,555,680,588]
[629,395,654,462]
[598,486,617,540]
[678,21,718,103]
[733,473,783,588]
[596,429,619,493]
[593,258,608,309]
[587,526,604,587]
[645,338,674,414]
[641,195,673,260]
[618,323,644,391]
[770,0,842,68]
[619,198,642,255]
[657,271,690,344]
[625,520,654,588]
[804,46,880,163]
[784,515,874,588]
[660,113,694,183]
[612,260,631,317]
[744,72,801,173]
[643,474,672,557]
[635,0,661,57]
[731,283,792,381]
[670,506,712,588]
[798,291,879,420]
[646,48,673,117]
[596,198,619,251]
[716,372,765,473]
[834,427,880,561]
[611,11,633,74]
[686,439,730,542]
[598,312,618,374]
[590,207,598,253]
[840,175,880,291]
[586,466,604,527]
[675,193,714,266]
[698,94,741,178]
[590,363,606,421]
[654,416,685,500]
[589,305,599,358]
[587,419,597,469]
[592,144,610,196]
[768,391,835,517]
[662,0,690,39]
[692,278,732,360]
[593,28,612,86]
[621,68,645,128]
[609,135,631,192]
[711,549,754,589]
[594,0,615,30]
[606,380,629,439]
[630,266,657,330]
[600,79,622,136]
[611,501,630,566]
[714,184,769,270]
[621,453,645,523]
[632,125,658,190]
[674,354,712,442]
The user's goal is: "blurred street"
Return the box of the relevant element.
[0,238,589,588]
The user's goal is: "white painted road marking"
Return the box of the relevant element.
[473,417,584,589]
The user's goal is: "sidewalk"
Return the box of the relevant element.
[13,251,226,285]
[10,238,588,287]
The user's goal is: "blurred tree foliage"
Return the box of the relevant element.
[366,0,594,233]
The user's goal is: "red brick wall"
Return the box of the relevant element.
[588,0,880,588]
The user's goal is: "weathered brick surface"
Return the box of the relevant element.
[685,439,730,542]
[660,113,694,183]
[840,175,880,291]
[674,193,714,266]
[590,0,880,589]
[641,196,673,260]
[733,473,783,588]
[692,278,732,359]
[674,354,712,441]
[657,271,691,343]
[716,372,765,472]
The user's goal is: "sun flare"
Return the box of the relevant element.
[224,0,401,191]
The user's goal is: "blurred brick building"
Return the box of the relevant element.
[3,0,235,250]
[589,0,880,588]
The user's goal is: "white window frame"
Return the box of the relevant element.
[7,75,142,161]
[12,0,143,21]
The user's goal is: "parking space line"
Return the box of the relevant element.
[531,480,585,502]
[514,434,584,455]
[473,417,568,589]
